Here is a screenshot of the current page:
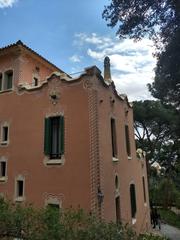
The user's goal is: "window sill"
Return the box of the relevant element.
[128,156,132,160]
[132,218,136,225]
[112,157,119,162]
[15,196,25,202]
[0,176,8,182]
[0,141,9,146]
[0,89,13,94]
[44,155,65,166]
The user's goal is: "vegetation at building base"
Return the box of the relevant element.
[0,197,167,240]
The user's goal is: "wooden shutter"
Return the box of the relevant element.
[44,118,51,155]
[60,116,65,155]
[130,184,137,218]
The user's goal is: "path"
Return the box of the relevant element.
[160,223,180,240]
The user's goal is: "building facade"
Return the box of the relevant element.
[0,41,150,233]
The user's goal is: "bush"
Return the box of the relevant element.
[138,233,168,240]
[0,197,168,240]
[159,208,180,229]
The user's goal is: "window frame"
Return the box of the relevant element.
[0,70,14,92]
[125,125,131,158]
[44,115,65,165]
[15,176,25,202]
[142,176,147,204]
[130,183,137,221]
[110,117,118,160]
[0,123,10,146]
[0,158,7,182]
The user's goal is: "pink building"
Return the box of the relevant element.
[0,41,151,233]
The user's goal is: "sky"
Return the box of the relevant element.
[0,0,156,101]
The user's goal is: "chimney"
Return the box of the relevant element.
[104,56,112,83]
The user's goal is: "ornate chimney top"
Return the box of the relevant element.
[104,56,112,83]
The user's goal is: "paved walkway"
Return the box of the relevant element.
[160,224,180,240]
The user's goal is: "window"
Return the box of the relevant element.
[15,176,25,201]
[0,161,6,179]
[111,118,117,158]
[142,177,147,203]
[4,70,13,90]
[34,77,38,86]
[0,70,13,92]
[0,73,2,91]
[44,116,64,159]
[115,196,121,223]
[1,124,9,145]
[115,175,119,189]
[130,184,137,219]
[48,203,60,210]
[2,126,8,142]
[16,180,24,198]
[125,125,131,157]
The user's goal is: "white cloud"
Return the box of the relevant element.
[74,33,156,101]
[69,54,82,63]
[0,0,17,8]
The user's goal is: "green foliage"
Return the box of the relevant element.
[148,30,180,109]
[149,177,180,209]
[138,233,168,240]
[0,198,137,240]
[159,208,180,229]
[133,100,179,171]
[102,0,180,46]
[103,1,180,109]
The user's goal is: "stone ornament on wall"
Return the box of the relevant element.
[49,89,60,105]
[83,79,93,89]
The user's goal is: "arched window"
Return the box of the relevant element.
[130,183,137,219]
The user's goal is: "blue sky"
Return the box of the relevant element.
[0,0,156,101]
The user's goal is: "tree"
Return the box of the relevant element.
[148,30,180,109]
[133,100,179,171]
[103,1,180,108]
[102,0,180,46]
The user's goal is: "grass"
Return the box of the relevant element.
[159,208,180,229]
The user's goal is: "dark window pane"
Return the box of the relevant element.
[0,162,6,177]
[17,180,24,197]
[2,126,8,142]
[142,177,147,203]
[0,74,2,91]
[4,71,13,90]
[34,77,38,86]
[125,125,131,156]
[111,118,117,158]
[130,184,137,218]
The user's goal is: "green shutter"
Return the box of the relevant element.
[60,116,65,155]
[44,118,51,155]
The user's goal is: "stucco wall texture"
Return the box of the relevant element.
[0,42,151,234]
